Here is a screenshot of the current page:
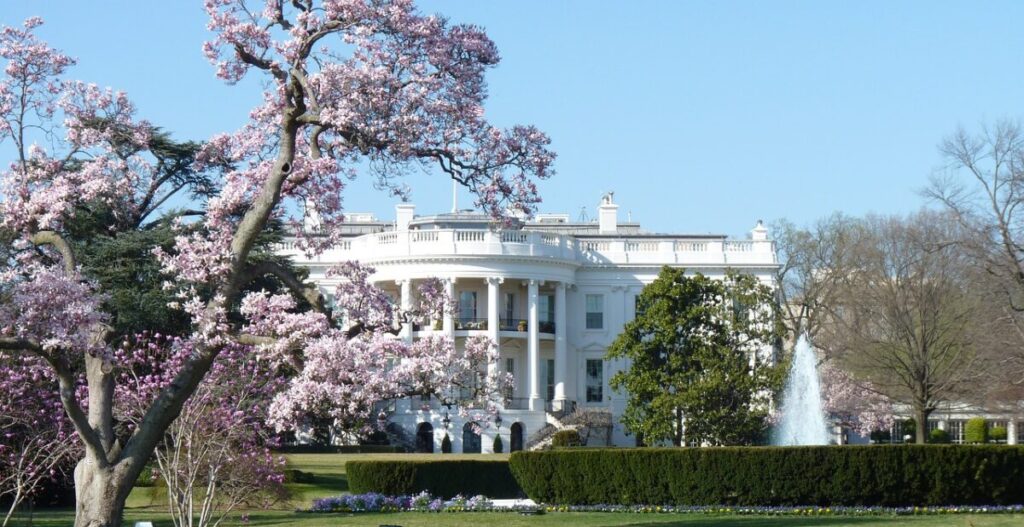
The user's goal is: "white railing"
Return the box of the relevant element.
[279,230,775,267]
[455,231,485,242]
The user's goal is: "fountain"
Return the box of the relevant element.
[771,335,831,445]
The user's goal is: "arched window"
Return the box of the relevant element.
[510,422,524,452]
[415,422,434,453]
[462,422,482,453]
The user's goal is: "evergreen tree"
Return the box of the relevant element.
[608,267,783,446]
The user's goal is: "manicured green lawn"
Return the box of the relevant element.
[14,453,1024,526]
[16,509,1024,527]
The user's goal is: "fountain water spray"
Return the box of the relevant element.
[771,335,831,445]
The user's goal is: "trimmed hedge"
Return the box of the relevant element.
[509,446,1024,506]
[966,418,988,444]
[929,429,950,444]
[346,460,522,498]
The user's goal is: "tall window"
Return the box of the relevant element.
[1018,421,1024,445]
[459,291,477,320]
[504,292,515,321]
[586,359,603,402]
[947,420,965,444]
[544,359,555,401]
[585,294,604,329]
[504,358,515,400]
[539,294,555,333]
[539,294,555,322]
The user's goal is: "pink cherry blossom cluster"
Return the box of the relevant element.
[0,264,108,356]
[0,353,78,523]
[819,361,895,436]
[240,290,330,365]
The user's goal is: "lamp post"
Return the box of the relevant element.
[442,410,451,429]
[494,412,502,429]
[377,409,388,429]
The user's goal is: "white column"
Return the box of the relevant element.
[553,282,567,404]
[527,279,541,410]
[443,278,455,338]
[486,277,502,379]
[398,279,412,343]
[1008,421,1018,445]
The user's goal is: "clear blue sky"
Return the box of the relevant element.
[4,1,1022,237]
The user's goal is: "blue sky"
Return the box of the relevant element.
[4,1,1023,237]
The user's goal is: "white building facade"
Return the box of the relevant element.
[279,195,778,452]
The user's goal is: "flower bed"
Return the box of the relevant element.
[306,493,1024,516]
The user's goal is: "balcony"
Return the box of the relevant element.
[278,229,776,268]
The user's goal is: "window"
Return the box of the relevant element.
[585,294,604,329]
[544,359,555,401]
[539,295,555,322]
[947,420,965,444]
[503,358,514,399]
[539,294,555,333]
[586,359,603,402]
[504,293,515,322]
[459,291,477,320]
[634,294,645,319]
[1018,422,1024,445]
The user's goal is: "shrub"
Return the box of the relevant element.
[346,460,522,498]
[493,435,504,453]
[283,469,316,484]
[990,426,1008,443]
[552,429,582,448]
[929,429,950,444]
[965,418,988,444]
[441,434,452,453]
[508,446,1024,506]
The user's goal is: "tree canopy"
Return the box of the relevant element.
[607,267,783,447]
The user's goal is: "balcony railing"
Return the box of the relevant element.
[278,228,775,267]
[454,318,488,331]
[498,319,555,334]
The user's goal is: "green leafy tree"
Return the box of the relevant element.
[608,267,783,446]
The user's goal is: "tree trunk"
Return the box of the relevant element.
[74,459,131,527]
[915,407,932,445]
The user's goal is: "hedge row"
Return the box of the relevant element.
[508,446,1024,506]
[346,460,522,499]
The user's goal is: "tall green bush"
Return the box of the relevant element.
[347,460,521,498]
[965,418,988,444]
[509,446,1024,506]
[929,428,950,444]
[493,435,504,453]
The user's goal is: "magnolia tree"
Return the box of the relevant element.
[0,355,79,527]
[0,2,553,525]
[114,335,287,527]
[819,361,894,437]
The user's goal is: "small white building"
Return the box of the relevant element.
[278,195,778,451]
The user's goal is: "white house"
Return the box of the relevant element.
[278,194,778,452]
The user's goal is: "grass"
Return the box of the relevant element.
[16,509,1024,527]
[12,453,1024,526]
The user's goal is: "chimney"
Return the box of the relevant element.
[751,219,769,241]
[598,192,618,234]
[395,203,415,230]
